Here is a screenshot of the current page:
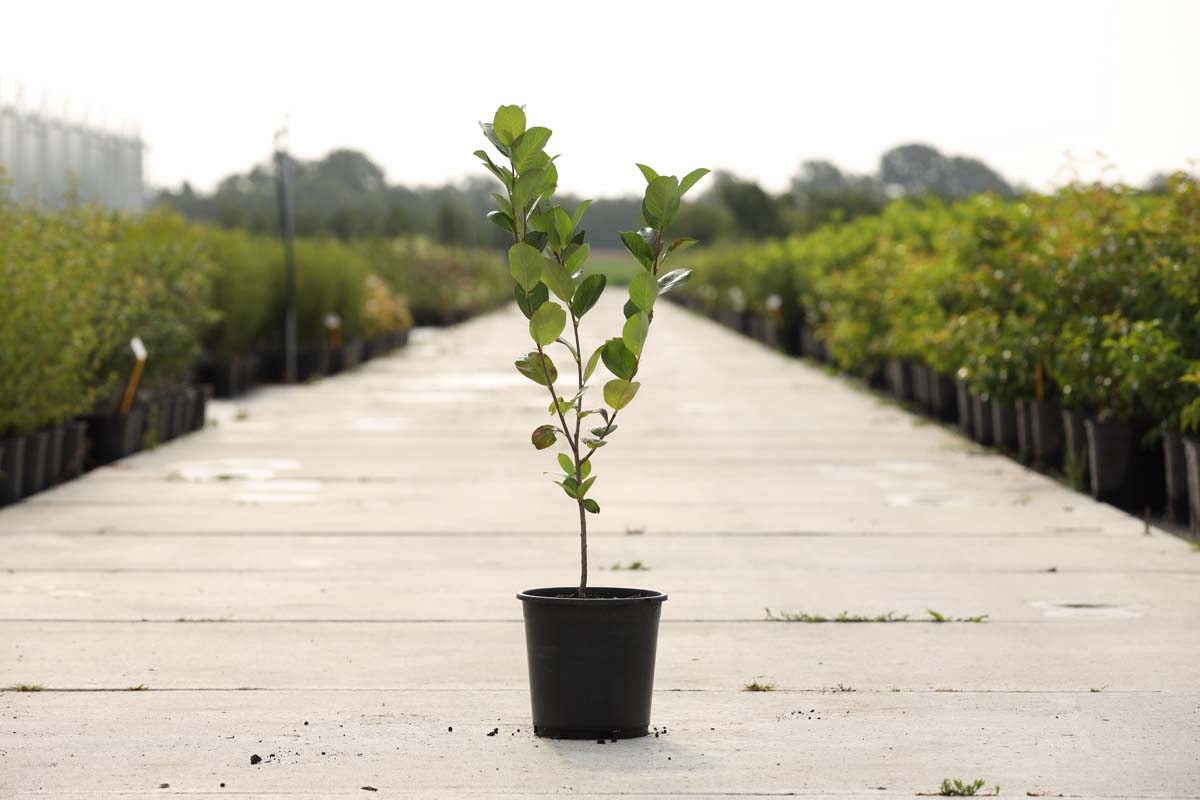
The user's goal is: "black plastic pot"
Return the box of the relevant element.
[1084,416,1163,511]
[1014,401,1033,463]
[955,380,973,435]
[171,389,196,439]
[43,424,66,486]
[193,384,213,431]
[0,436,23,506]
[518,587,666,739]
[929,372,957,422]
[1061,408,1090,492]
[885,358,912,401]
[991,401,1018,452]
[970,393,994,446]
[22,431,50,497]
[1163,431,1190,525]
[911,364,930,411]
[1029,399,1063,470]
[155,395,175,445]
[61,421,87,481]
[1183,437,1200,537]
[85,405,146,465]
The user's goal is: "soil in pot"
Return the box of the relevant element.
[970,393,994,446]
[1163,431,1190,525]
[1084,417,1164,511]
[61,421,88,480]
[1061,409,1090,492]
[955,381,973,435]
[1029,399,1063,471]
[518,587,666,739]
[21,431,50,497]
[1184,437,1200,537]
[0,437,23,506]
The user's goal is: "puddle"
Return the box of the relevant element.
[1028,601,1148,619]
[170,458,301,482]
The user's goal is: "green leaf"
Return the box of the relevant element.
[559,476,581,499]
[487,210,514,233]
[578,476,597,497]
[549,396,573,416]
[515,351,558,386]
[601,338,638,380]
[589,424,616,437]
[550,206,574,248]
[514,282,548,319]
[668,237,697,254]
[579,459,592,480]
[529,302,566,346]
[557,453,574,474]
[679,167,710,196]
[513,126,552,171]
[492,105,526,146]
[584,438,608,449]
[531,424,557,450]
[475,149,510,184]
[629,271,658,313]
[554,336,578,362]
[620,230,655,269]
[583,498,600,514]
[513,167,546,211]
[565,243,590,275]
[491,192,513,216]
[635,163,659,184]
[584,345,604,381]
[525,231,549,253]
[478,124,510,157]
[541,257,575,303]
[508,243,543,290]
[623,299,640,319]
[623,312,649,357]
[570,200,592,231]
[656,267,692,295]
[604,379,641,410]
[571,273,606,318]
[642,175,680,228]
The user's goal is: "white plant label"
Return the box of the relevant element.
[130,336,147,361]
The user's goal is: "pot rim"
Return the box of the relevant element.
[517,586,667,606]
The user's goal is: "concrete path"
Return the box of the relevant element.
[1,298,1197,798]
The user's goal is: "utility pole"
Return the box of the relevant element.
[273,124,297,383]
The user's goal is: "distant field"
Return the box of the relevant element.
[581,248,641,285]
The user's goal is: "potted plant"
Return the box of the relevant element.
[476,104,707,739]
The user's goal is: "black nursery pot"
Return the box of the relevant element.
[21,431,50,497]
[955,381,973,435]
[1029,399,1063,470]
[928,372,957,422]
[43,424,66,486]
[61,421,88,481]
[1183,437,1200,537]
[1061,408,1090,492]
[518,587,666,739]
[970,393,994,446]
[1163,432,1190,525]
[991,401,1018,453]
[0,436,22,506]
[1084,417,1163,511]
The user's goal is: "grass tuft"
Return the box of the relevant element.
[742,680,776,692]
[4,684,44,692]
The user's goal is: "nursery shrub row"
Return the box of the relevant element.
[0,201,507,505]
[673,174,1200,534]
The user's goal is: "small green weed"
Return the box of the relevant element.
[765,608,908,623]
[743,680,776,692]
[609,561,650,571]
[933,778,999,796]
[927,609,988,623]
[127,684,148,691]
[5,684,44,692]
[234,408,250,421]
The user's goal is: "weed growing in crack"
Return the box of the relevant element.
[743,680,776,692]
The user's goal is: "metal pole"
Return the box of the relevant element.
[273,131,297,384]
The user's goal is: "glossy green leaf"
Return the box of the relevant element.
[549,396,573,416]
[478,124,510,157]
[475,149,510,183]
[557,453,574,474]
[604,379,640,410]
[508,243,543,290]
[571,273,606,318]
[513,167,545,211]
[570,200,592,231]
[583,438,608,449]
[601,338,638,380]
[589,424,616,437]
[492,105,526,146]
[559,476,581,499]
[623,299,640,319]
[668,237,697,254]
[578,476,597,497]
[513,126,552,171]
[642,175,680,228]
[579,459,592,480]
[515,351,557,386]
[679,167,711,196]
[550,206,574,247]
[583,498,600,514]
[487,210,514,233]
[531,424,557,450]
[584,345,604,381]
[491,192,513,216]
[656,267,692,295]
[554,336,578,363]
[623,312,649,357]
[565,243,590,274]
[514,281,548,319]
[629,271,658,313]
[541,257,575,303]
[635,163,659,184]
[620,230,655,269]
[525,231,549,253]
[529,302,566,346]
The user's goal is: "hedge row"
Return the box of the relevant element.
[677,174,1200,437]
[0,202,507,437]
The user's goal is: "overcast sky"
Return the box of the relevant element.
[2,0,1197,197]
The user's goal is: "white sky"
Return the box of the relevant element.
[2,0,1197,197]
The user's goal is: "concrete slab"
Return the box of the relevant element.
[0,299,1196,796]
